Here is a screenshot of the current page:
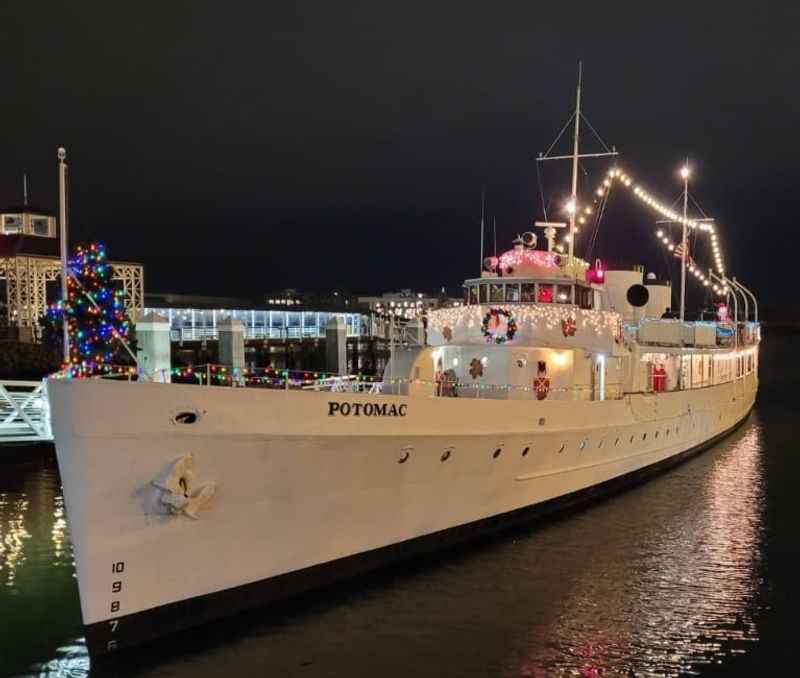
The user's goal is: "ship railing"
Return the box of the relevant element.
[434,381,623,400]
[47,364,625,401]
[0,380,52,443]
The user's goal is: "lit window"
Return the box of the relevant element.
[32,217,50,236]
[2,215,21,233]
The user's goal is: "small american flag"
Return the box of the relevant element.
[673,243,694,265]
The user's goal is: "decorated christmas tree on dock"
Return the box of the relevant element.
[48,242,131,376]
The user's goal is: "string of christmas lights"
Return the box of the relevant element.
[559,167,729,296]
[428,304,620,338]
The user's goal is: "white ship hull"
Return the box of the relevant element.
[48,372,757,656]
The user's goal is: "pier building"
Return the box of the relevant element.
[0,203,144,339]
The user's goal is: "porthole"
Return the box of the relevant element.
[558,443,566,454]
[579,439,587,451]
[538,417,546,426]
[642,433,647,441]
[522,446,530,457]
[173,411,199,425]
[598,439,604,448]
[441,449,451,462]
[398,451,410,464]
[655,431,659,439]
[493,448,502,459]
[614,437,620,446]
[629,435,635,444]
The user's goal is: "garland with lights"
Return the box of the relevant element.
[431,305,619,339]
[481,308,518,344]
[48,242,131,377]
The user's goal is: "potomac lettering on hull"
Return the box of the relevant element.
[328,402,408,417]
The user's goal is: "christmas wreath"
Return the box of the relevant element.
[481,308,517,344]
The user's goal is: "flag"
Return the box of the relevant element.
[673,243,694,266]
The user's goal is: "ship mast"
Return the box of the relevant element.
[537,63,618,277]
[568,64,582,273]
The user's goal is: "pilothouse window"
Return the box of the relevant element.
[538,284,554,303]
[521,284,536,302]
[505,284,520,302]
[490,284,504,302]
[479,284,488,304]
[556,284,572,304]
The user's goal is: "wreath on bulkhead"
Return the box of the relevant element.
[481,308,517,344]
[561,316,577,337]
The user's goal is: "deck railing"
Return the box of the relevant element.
[0,380,52,443]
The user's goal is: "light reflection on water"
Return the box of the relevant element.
[2,418,768,678]
[513,423,764,677]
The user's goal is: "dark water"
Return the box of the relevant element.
[1,337,797,677]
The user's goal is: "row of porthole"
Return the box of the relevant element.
[398,445,532,464]
[576,425,682,452]
[399,424,689,463]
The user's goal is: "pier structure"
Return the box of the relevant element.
[0,205,144,337]
[143,289,461,375]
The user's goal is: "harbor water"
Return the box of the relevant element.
[0,335,796,677]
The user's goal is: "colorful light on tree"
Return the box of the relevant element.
[48,242,131,376]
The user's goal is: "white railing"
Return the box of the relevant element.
[0,380,52,443]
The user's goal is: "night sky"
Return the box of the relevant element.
[1,2,797,312]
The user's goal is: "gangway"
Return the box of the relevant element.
[0,380,52,443]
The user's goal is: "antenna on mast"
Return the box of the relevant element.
[23,173,28,207]
[479,186,485,272]
[568,61,582,275]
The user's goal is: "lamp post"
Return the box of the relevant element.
[679,161,690,322]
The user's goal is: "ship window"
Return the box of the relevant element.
[556,284,572,304]
[463,287,470,305]
[522,446,530,456]
[579,439,587,450]
[598,439,604,448]
[441,449,451,462]
[493,448,502,459]
[505,284,520,302]
[521,284,536,302]
[538,417,546,426]
[398,450,411,464]
[538,284,554,303]
[655,430,659,438]
[490,284,504,302]
[479,284,488,303]
[614,437,620,446]
[557,443,565,453]
[642,432,647,441]
[629,435,635,444]
[576,286,593,310]
[469,286,478,305]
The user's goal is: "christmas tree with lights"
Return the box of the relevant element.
[48,242,131,376]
